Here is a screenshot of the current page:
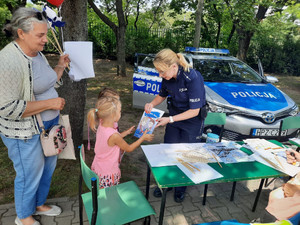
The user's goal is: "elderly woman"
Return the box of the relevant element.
[0,7,69,225]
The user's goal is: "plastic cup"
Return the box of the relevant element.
[206,133,220,143]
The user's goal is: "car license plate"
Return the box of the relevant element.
[251,128,287,137]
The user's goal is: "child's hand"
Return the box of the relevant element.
[125,126,135,135]
[143,133,154,142]
[141,129,154,141]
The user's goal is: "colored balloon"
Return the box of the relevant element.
[47,0,64,7]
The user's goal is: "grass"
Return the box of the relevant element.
[0,58,299,205]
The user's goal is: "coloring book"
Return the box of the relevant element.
[134,108,164,138]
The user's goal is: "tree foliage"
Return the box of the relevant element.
[0,0,299,76]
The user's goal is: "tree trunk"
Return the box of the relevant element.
[88,0,126,77]
[57,0,88,151]
[227,24,236,44]
[236,5,268,61]
[236,28,253,61]
[193,0,204,48]
[216,21,220,48]
[116,0,127,77]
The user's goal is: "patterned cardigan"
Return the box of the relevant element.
[0,42,41,139]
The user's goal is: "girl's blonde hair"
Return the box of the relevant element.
[98,87,119,99]
[87,96,121,132]
[153,48,191,72]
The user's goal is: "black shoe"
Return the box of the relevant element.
[153,187,172,198]
[174,191,185,203]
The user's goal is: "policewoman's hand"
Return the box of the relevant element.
[144,103,153,114]
[156,117,170,127]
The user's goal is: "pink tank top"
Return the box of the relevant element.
[91,124,121,176]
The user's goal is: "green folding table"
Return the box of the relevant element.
[144,145,287,225]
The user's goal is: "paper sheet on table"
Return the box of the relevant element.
[141,144,168,167]
[142,142,255,167]
[64,41,95,81]
[252,151,300,177]
[243,138,285,152]
[176,162,223,184]
[204,141,254,164]
[141,143,191,167]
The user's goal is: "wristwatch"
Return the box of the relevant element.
[169,116,174,123]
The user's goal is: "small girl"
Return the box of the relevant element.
[96,87,135,162]
[98,87,135,136]
[87,96,154,189]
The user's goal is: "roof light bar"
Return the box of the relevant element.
[185,47,230,55]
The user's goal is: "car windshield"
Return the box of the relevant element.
[193,59,263,83]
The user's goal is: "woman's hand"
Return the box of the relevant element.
[156,117,170,127]
[286,149,300,164]
[54,54,70,80]
[144,103,153,114]
[283,182,300,197]
[57,54,70,68]
[22,97,65,118]
[48,97,65,110]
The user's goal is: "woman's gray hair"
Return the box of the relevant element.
[3,7,48,40]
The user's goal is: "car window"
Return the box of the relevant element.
[193,59,263,83]
[141,56,155,68]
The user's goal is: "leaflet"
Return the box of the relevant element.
[134,108,164,138]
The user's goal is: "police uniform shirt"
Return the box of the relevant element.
[159,66,206,118]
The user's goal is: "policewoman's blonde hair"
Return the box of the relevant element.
[153,48,191,72]
[87,96,120,132]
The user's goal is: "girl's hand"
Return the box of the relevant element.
[144,103,153,114]
[156,117,170,127]
[141,129,154,141]
[142,133,154,142]
[125,126,135,135]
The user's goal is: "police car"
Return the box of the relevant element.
[132,47,299,141]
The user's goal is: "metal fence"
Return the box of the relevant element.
[43,22,193,58]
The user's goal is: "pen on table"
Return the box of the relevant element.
[211,153,222,168]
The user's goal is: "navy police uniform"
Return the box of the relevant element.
[154,66,206,201]
[159,66,206,143]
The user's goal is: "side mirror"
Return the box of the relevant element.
[265,75,279,83]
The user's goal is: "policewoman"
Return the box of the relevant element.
[144,48,206,203]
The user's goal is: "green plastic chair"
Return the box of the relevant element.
[202,112,227,205]
[279,116,300,141]
[78,145,155,225]
[279,116,300,132]
[204,112,227,142]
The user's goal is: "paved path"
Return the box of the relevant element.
[0,178,282,225]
